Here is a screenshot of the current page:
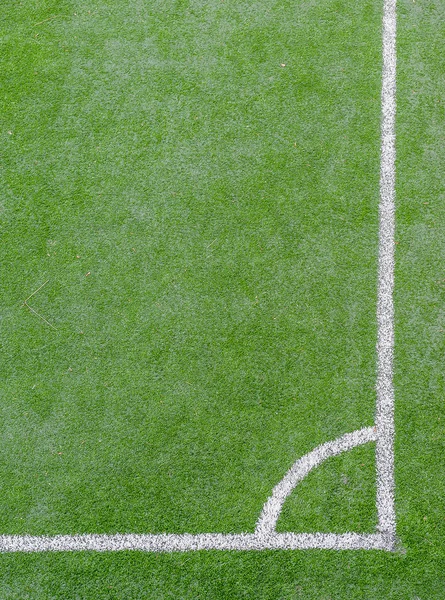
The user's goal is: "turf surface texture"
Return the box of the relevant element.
[1,0,444,597]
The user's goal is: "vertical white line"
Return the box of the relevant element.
[376,0,397,542]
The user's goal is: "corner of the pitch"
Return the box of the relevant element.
[378,529,399,552]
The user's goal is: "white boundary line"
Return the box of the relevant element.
[2,0,397,553]
[375,0,397,544]
[0,532,393,553]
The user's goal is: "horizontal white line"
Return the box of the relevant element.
[0,532,394,553]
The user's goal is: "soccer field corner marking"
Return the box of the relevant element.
[0,426,395,553]
[0,0,398,554]
[255,427,377,537]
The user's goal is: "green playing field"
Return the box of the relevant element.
[1,0,444,597]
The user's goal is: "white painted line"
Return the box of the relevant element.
[0,532,392,553]
[256,428,376,536]
[375,0,397,544]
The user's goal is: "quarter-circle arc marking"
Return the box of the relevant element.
[255,427,377,536]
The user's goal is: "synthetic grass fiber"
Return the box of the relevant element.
[1,0,444,597]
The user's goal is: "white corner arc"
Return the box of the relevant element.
[255,427,377,536]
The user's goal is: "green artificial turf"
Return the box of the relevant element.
[0,0,444,597]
